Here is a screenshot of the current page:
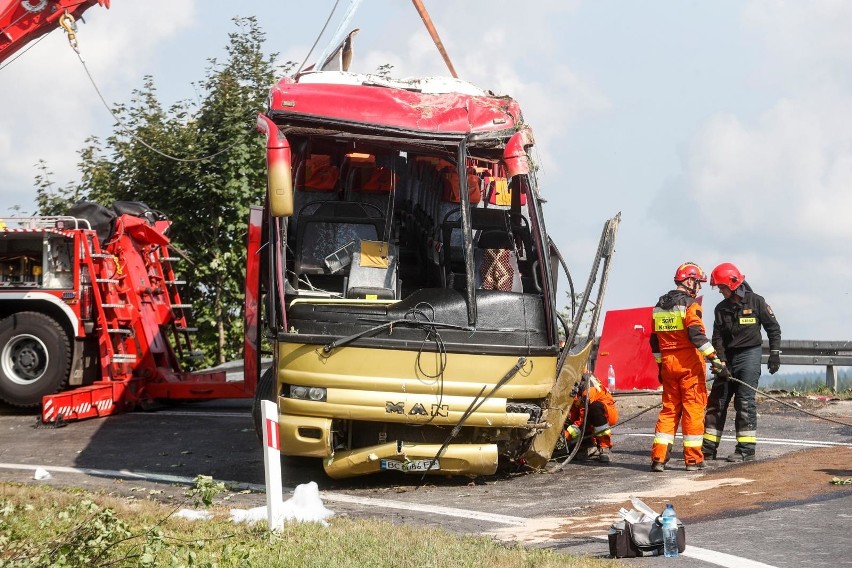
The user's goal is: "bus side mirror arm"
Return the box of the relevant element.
[256,114,293,217]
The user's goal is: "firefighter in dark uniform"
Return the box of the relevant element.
[702,262,782,462]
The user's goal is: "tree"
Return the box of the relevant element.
[33,159,83,215]
[558,292,595,347]
[46,16,286,366]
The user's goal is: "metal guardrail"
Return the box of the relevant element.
[762,340,852,389]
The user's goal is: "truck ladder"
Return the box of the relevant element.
[41,234,145,423]
[146,243,203,365]
[83,236,139,382]
[39,211,248,425]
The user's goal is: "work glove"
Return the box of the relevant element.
[714,365,732,381]
[564,424,581,441]
[768,350,781,374]
[709,357,731,381]
[570,382,580,398]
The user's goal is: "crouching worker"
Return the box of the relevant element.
[562,373,619,463]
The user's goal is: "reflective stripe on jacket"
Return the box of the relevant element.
[650,289,714,362]
[569,375,619,427]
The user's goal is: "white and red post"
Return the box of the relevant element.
[261,400,283,531]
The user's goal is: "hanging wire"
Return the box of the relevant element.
[312,0,362,72]
[549,371,852,470]
[727,375,852,427]
[0,32,49,71]
[73,48,249,163]
[50,11,249,164]
[296,0,342,75]
[4,6,248,162]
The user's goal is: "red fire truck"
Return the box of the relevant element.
[0,202,254,422]
[1,1,261,422]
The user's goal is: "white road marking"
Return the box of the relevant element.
[591,536,778,568]
[0,461,781,566]
[0,462,526,526]
[121,411,250,419]
[622,433,852,448]
[0,463,202,486]
[325,493,528,525]
[680,545,779,568]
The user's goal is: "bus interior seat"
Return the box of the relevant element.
[346,240,399,300]
[293,201,385,290]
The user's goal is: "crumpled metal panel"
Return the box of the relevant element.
[323,441,498,479]
[268,73,522,137]
[522,341,594,469]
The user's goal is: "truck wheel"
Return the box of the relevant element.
[0,312,71,407]
[251,367,276,444]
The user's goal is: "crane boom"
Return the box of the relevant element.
[0,0,109,65]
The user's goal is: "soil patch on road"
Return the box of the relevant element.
[489,446,852,544]
[637,446,852,522]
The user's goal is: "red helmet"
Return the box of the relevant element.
[710,262,745,290]
[673,261,707,284]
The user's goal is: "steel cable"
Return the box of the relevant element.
[724,373,852,428]
[421,356,527,482]
[296,0,341,75]
[73,49,249,163]
[55,21,252,164]
[550,372,850,469]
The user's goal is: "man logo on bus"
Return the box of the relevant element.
[385,401,450,417]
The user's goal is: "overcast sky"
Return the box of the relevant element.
[1,1,850,354]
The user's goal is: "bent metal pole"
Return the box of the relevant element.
[411,0,459,78]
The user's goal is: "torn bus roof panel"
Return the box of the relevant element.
[268,72,522,137]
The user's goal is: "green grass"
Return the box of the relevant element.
[760,370,851,398]
[761,383,852,400]
[0,483,618,568]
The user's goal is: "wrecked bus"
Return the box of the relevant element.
[246,69,618,479]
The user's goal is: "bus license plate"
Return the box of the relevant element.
[380,459,440,472]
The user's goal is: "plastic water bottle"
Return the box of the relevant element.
[607,364,616,391]
[661,503,678,558]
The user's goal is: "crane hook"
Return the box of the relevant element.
[58,12,79,52]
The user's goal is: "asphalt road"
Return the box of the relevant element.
[1,393,850,567]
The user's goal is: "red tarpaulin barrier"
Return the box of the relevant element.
[596,297,705,391]
[594,306,659,391]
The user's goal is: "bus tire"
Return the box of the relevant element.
[251,367,276,444]
[0,312,71,407]
[251,367,316,468]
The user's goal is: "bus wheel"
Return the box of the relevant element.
[0,312,71,407]
[251,367,276,444]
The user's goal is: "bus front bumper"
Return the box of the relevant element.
[323,441,498,479]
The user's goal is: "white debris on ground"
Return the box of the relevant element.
[175,509,214,520]
[33,467,51,480]
[230,481,334,527]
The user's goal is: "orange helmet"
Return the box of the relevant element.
[710,262,744,290]
[673,261,707,284]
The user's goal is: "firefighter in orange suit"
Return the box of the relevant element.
[649,262,726,472]
[563,373,619,463]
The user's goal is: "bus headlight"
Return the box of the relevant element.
[289,385,326,402]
